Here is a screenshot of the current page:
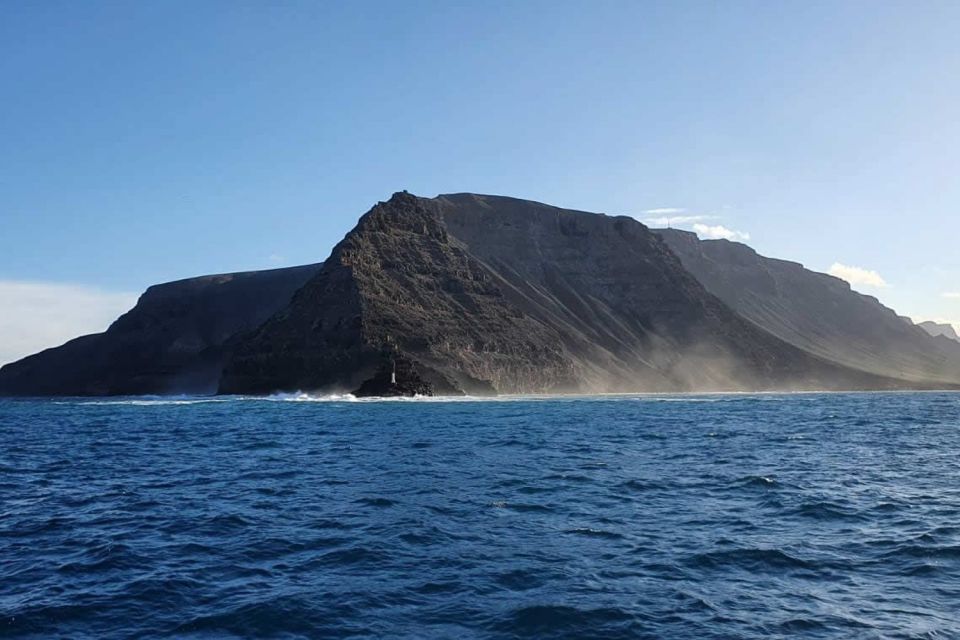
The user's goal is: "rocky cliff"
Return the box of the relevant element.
[657,229,960,385]
[0,264,320,395]
[4,192,955,397]
[220,192,914,395]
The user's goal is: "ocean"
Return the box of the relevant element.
[1,392,958,639]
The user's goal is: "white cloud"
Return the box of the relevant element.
[692,223,751,242]
[267,254,286,265]
[942,292,960,299]
[828,263,888,289]
[0,281,138,366]
[640,208,751,240]
[642,207,686,215]
[643,214,718,226]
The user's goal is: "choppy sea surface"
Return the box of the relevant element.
[2,392,959,639]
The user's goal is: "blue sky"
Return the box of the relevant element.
[2,1,959,363]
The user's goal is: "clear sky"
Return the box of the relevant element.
[2,1,959,364]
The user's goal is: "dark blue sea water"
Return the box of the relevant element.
[2,392,959,639]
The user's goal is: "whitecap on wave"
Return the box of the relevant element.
[265,392,359,402]
[57,396,234,406]
[55,390,824,406]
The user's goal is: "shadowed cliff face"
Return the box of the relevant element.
[220,192,914,395]
[0,265,320,396]
[657,229,960,385]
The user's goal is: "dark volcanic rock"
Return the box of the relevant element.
[352,353,467,397]
[657,229,960,385]
[221,192,577,395]
[220,192,917,395]
[0,264,320,396]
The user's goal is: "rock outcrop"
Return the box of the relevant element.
[657,229,960,385]
[0,264,320,395]
[917,321,960,343]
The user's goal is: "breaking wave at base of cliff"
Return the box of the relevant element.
[49,390,910,406]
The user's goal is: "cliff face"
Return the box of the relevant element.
[4,191,956,397]
[220,194,576,395]
[0,264,320,396]
[657,229,960,385]
[220,192,909,395]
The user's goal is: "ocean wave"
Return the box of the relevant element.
[687,547,814,571]
[59,396,235,406]
[48,390,892,406]
[493,604,637,637]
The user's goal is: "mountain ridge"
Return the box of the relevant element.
[917,320,960,343]
[221,192,932,395]
[0,264,320,395]
[656,228,960,385]
[2,191,958,397]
